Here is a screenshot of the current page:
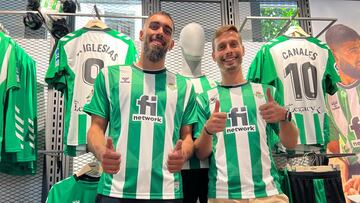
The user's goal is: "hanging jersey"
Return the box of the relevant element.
[195,82,282,199]
[327,81,360,165]
[46,175,99,203]
[83,64,198,199]
[181,75,217,170]
[0,32,20,161]
[45,28,137,156]
[40,0,63,12]
[247,36,340,146]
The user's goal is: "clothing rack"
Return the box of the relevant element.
[239,16,337,38]
[0,10,148,19]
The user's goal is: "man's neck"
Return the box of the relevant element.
[180,56,203,77]
[136,53,166,71]
[221,68,246,86]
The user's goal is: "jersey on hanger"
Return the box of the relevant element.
[247,36,340,146]
[45,27,137,156]
[195,82,282,199]
[181,75,217,170]
[84,64,197,199]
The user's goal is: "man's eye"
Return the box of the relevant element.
[163,27,173,36]
[149,23,160,30]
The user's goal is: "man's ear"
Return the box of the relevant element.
[139,30,144,41]
[212,52,216,62]
[331,49,340,65]
[168,39,175,51]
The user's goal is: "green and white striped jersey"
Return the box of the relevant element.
[195,82,282,199]
[248,36,340,146]
[327,81,360,165]
[0,32,19,160]
[182,75,217,170]
[40,0,63,12]
[45,28,137,156]
[46,175,98,203]
[83,64,198,199]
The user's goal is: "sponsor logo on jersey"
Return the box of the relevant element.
[225,106,256,133]
[132,95,163,123]
[167,82,177,90]
[286,104,322,114]
[120,76,130,84]
[209,96,217,105]
[350,116,360,139]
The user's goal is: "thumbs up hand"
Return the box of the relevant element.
[100,137,121,174]
[259,88,287,123]
[167,140,185,173]
[204,100,227,135]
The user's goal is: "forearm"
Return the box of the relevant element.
[194,129,212,160]
[87,125,106,161]
[182,137,194,161]
[279,121,298,149]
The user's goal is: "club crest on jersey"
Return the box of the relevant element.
[255,91,264,99]
[209,96,217,104]
[226,106,256,133]
[167,82,177,90]
[330,100,341,110]
[132,95,163,123]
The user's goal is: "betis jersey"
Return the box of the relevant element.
[327,81,360,165]
[248,36,340,145]
[0,32,19,160]
[40,0,63,12]
[46,175,98,203]
[182,75,217,170]
[83,64,197,199]
[195,82,282,199]
[45,28,137,155]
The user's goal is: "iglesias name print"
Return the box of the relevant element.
[76,44,118,61]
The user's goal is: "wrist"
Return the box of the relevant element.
[203,125,213,136]
[282,110,292,122]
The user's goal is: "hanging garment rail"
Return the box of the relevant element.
[0,10,148,19]
[239,16,337,38]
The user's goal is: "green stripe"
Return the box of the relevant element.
[189,156,201,169]
[295,114,306,144]
[338,89,352,123]
[220,87,241,199]
[313,179,327,203]
[78,114,87,144]
[123,68,143,195]
[150,73,166,199]
[243,84,266,198]
[173,75,187,198]
[313,114,323,144]
[200,76,212,92]
[208,89,218,198]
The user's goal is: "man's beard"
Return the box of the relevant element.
[144,36,168,63]
[339,60,360,79]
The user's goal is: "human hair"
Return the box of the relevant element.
[212,25,242,51]
[325,24,360,49]
[145,11,175,32]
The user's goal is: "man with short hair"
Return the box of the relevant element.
[84,11,197,203]
[325,24,360,196]
[194,25,298,203]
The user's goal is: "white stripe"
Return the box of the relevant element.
[20,144,24,149]
[136,73,156,199]
[16,123,24,133]
[15,106,20,114]
[162,73,178,199]
[110,66,131,197]
[28,134,35,141]
[15,114,24,125]
[0,44,13,84]
[252,85,279,196]
[29,142,35,149]
[347,87,360,120]
[28,118,34,126]
[229,87,254,198]
[15,131,24,142]
[28,125,34,134]
[190,78,203,94]
[182,79,192,111]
